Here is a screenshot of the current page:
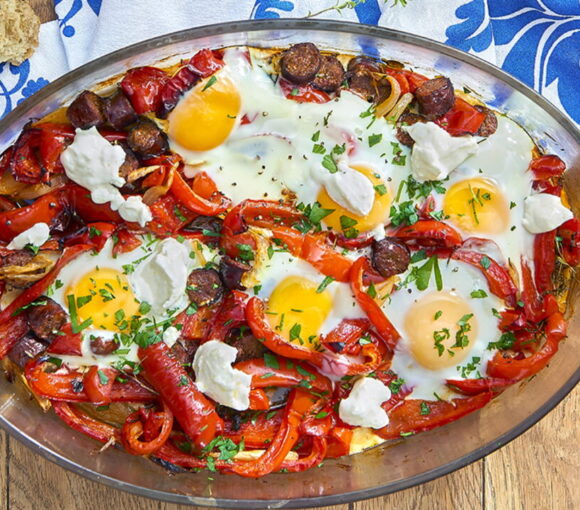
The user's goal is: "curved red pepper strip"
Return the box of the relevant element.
[487,311,566,381]
[451,249,517,305]
[445,377,513,395]
[63,222,116,252]
[557,218,580,267]
[279,79,331,103]
[154,442,229,470]
[435,97,486,136]
[350,257,400,349]
[0,244,92,325]
[148,194,195,236]
[376,392,493,440]
[112,228,142,256]
[46,323,82,356]
[223,199,304,234]
[248,389,270,410]
[25,358,157,402]
[0,188,69,242]
[170,170,231,216]
[391,219,463,249]
[321,318,371,353]
[245,297,324,364]
[229,389,316,477]
[83,366,117,406]
[326,426,353,458]
[206,289,247,342]
[520,257,548,323]
[235,356,332,395]
[67,184,123,223]
[534,230,556,294]
[224,410,283,448]
[120,66,169,115]
[0,314,29,359]
[138,342,222,450]
[278,436,327,472]
[121,401,174,456]
[52,401,119,444]
[174,304,216,340]
[529,154,566,181]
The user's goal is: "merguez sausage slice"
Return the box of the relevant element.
[371,238,411,278]
[415,77,455,118]
[187,268,224,307]
[280,43,322,85]
[66,90,107,129]
[312,55,345,92]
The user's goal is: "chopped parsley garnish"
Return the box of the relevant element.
[67,294,93,333]
[289,323,302,341]
[173,206,187,222]
[374,184,387,196]
[368,133,382,147]
[264,352,280,369]
[420,402,431,415]
[389,201,419,227]
[487,331,516,351]
[236,243,255,262]
[389,378,405,394]
[294,202,334,233]
[340,215,359,238]
[97,370,109,385]
[316,276,335,293]
[452,314,474,349]
[458,356,482,378]
[480,256,491,270]
[201,75,217,92]
[470,289,488,298]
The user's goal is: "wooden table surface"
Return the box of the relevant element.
[2,2,577,509]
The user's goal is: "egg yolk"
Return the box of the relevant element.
[443,178,509,234]
[168,73,240,151]
[67,268,140,331]
[404,291,478,370]
[266,276,333,349]
[317,165,391,234]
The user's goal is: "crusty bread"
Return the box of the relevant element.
[0,0,41,66]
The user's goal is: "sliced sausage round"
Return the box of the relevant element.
[227,328,267,363]
[127,118,168,159]
[27,297,67,342]
[280,43,322,85]
[104,90,137,130]
[8,334,47,368]
[346,57,390,103]
[475,106,498,137]
[371,238,411,278]
[1,250,35,268]
[67,90,107,129]
[415,77,455,118]
[396,112,426,147]
[170,339,199,367]
[183,215,223,237]
[312,55,345,92]
[187,268,224,307]
[219,256,250,290]
[347,56,384,74]
[90,335,119,355]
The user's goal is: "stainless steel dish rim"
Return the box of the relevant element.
[0,18,578,509]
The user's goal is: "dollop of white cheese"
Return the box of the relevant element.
[323,160,375,217]
[61,127,152,227]
[7,222,50,250]
[162,326,181,348]
[522,193,573,234]
[130,238,193,316]
[192,340,252,411]
[404,122,479,182]
[339,377,391,429]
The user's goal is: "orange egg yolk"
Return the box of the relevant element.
[67,268,140,331]
[168,73,240,152]
[443,178,509,234]
[404,291,477,370]
[266,276,333,349]
[316,166,391,234]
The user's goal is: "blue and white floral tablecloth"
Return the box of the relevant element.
[1,0,578,125]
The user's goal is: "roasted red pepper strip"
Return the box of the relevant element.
[245,297,324,363]
[174,304,216,340]
[83,366,117,406]
[529,154,566,180]
[138,342,222,450]
[229,389,316,477]
[376,392,493,440]
[487,311,566,381]
[436,97,486,136]
[350,257,400,349]
[452,249,517,304]
[37,123,71,174]
[534,230,556,294]
[206,290,247,342]
[278,436,327,472]
[8,128,46,183]
[0,314,29,359]
[170,170,231,216]
[391,219,463,249]
[121,401,173,456]
[52,401,118,444]
[120,66,169,114]
[557,218,580,267]
[0,244,91,325]
[25,358,157,402]
[248,389,270,410]
[67,184,123,223]
[222,199,304,235]
[0,187,69,242]
[112,228,142,256]
[445,377,513,395]
[224,409,283,448]
[279,79,331,103]
[326,426,353,458]
[147,194,195,235]
[46,323,82,356]
[520,257,546,322]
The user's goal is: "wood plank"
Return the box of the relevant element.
[0,430,8,510]
[353,460,482,510]
[484,386,579,510]
[25,0,57,24]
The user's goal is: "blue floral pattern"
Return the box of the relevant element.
[251,0,295,19]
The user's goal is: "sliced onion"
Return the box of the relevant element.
[374,76,401,118]
[126,165,161,183]
[142,162,177,205]
[0,171,67,200]
[386,92,414,124]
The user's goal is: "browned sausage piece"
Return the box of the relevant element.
[90,335,119,355]
[395,112,426,147]
[347,56,384,74]
[475,105,498,137]
[183,215,223,237]
[227,328,267,362]
[280,43,322,85]
[27,297,67,342]
[1,250,34,268]
[127,118,168,158]
[104,90,137,130]
[118,145,140,179]
[187,268,224,307]
[170,339,199,367]
[219,256,250,290]
[346,57,390,103]
[415,77,455,118]
[8,334,47,368]
[371,238,410,278]
[312,55,345,92]
[66,90,107,129]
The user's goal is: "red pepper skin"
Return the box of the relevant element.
[8,128,46,183]
[487,311,566,381]
[46,323,82,356]
[350,257,400,349]
[112,228,142,256]
[52,401,118,444]
[248,389,270,410]
[279,79,331,103]
[446,377,513,395]
[138,342,222,450]
[120,66,169,114]
[391,220,463,249]
[170,170,231,216]
[147,194,195,236]
[279,436,327,472]
[224,409,284,448]
[557,218,580,267]
[0,315,29,359]
[529,154,566,180]
[534,230,556,294]
[436,97,486,136]
[121,402,173,456]
[0,188,69,242]
[376,392,493,440]
[38,123,71,174]
[520,257,549,323]
[452,249,517,304]
[0,244,91,325]
[385,68,428,93]
[67,184,123,223]
[245,297,324,363]
[207,290,247,342]
[222,199,304,236]
[189,48,225,77]
[229,389,316,477]
[83,366,117,405]
[325,426,353,458]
